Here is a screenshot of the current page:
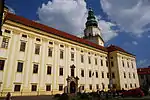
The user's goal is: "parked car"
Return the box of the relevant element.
[122,88,144,97]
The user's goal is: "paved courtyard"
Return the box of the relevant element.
[0,95,150,100]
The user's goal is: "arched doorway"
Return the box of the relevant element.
[70,81,76,93]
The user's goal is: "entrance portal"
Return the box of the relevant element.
[70,81,76,93]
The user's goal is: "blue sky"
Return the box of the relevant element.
[5,0,150,68]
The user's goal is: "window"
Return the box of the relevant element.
[35,44,40,55]
[102,72,104,78]
[14,85,21,91]
[125,84,127,88]
[111,57,113,59]
[96,84,99,90]
[47,66,51,75]
[71,48,74,50]
[101,60,103,66]
[17,62,23,72]
[22,34,27,38]
[129,72,131,78]
[124,72,126,78]
[111,61,114,67]
[48,48,52,57]
[0,60,5,70]
[33,64,38,73]
[122,60,124,67]
[81,70,84,77]
[59,84,63,91]
[81,55,84,63]
[4,29,11,33]
[20,41,26,52]
[60,45,64,48]
[130,84,132,88]
[31,85,37,91]
[88,56,91,64]
[106,61,108,67]
[133,73,135,79]
[127,62,129,68]
[71,52,74,61]
[89,70,92,78]
[131,62,134,68]
[59,67,63,76]
[46,85,51,91]
[71,68,74,77]
[49,41,53,45]
[112,72,115,78]
[107,73,109,78]
[60,50,64,59]
[102,83,105,89]
[82,85,84,90]
[89,84,92,90]
[1,37,9,48]
[95,58,97,65]
[36,38,41,42]
[135,84,136,88]
[96,71,98,78]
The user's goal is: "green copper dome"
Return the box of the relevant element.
[85,8,98,27]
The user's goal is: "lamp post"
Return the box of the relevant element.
[0,0,5,36]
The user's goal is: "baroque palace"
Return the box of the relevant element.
[0,7,139,96]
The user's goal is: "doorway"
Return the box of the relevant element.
[70,81,76,93]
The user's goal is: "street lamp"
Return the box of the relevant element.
[0,0,5,36]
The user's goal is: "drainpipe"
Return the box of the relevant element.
[108,51,113,91]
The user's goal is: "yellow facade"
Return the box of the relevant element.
[0,10,139,97]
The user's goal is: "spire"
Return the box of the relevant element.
[85,8,98,27]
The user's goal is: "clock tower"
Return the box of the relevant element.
[83,8,104,46]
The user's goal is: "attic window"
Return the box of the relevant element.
[60,45,64,47]
[22,34,27,38]
[4,29,11,33]
[88,52,90,54]
[36,38,41,42]
[49,41,53,45]
[71,48,74,50]
[81,50,83,52]
[95,54,97,56]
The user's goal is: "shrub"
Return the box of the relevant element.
[58,93,69,100]
[54,94,61,98]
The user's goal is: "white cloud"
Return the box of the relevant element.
[148,35,150,38]
[132,41,138,45]
[100,0,150,36]
[137,59,150,68]
[37,0,117,42]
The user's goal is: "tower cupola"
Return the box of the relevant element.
[83,8,104,46]
[85,8,98,27]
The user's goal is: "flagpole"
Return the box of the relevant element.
[0,0,5,36]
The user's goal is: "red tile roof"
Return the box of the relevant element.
[107,45,135,56]
[5,12,107,52]
[4,12,134,56]
[137,67,150,75]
